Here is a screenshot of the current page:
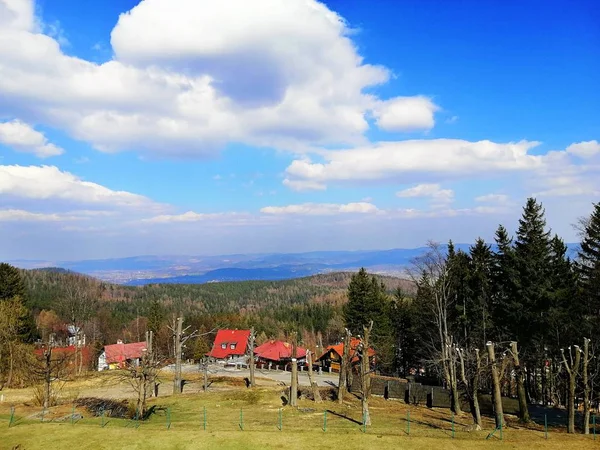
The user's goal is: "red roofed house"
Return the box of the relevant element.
[208,329,250,362]
[317,337,376,373]
[254,340,307,364]
[98,340,147,371]
[34,345,93,374]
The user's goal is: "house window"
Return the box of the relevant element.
[230,343,237,350]
[221,343,227,349]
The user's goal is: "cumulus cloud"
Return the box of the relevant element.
[284,139,542,189]
[0,165,159,209]
[396,183,454,201]
[566,140,600,159]
[260,202,379,215]
[0,0,428,158]
[0,119,64,157]
[373,96,439,132]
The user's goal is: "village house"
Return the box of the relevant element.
[207,329,251,366]
[97,340,147,371]
[316,337,376,373]
[254,340,306,368]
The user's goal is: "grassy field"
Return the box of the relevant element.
[0,375,597,450]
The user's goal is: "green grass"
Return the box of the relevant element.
[1,386,597,450]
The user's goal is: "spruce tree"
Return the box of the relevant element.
[491,224,519,342]
[0,263,26,301]
[514,198,552,350]
[547,235,578,346]
[576,202,600,331]
[468,238,494,347]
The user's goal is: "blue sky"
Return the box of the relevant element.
[0,0,598,260]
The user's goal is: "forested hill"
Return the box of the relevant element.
[18,268,413,346]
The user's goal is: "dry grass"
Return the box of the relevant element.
[0,380,597,450]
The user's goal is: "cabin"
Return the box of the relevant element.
[254,340,306,367]
[317,337,376,373]
[207,329,251,364]
[33,345,93,373]
[98,340,147,371]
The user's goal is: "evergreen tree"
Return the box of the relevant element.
[491,224,519,342]
[344,268,393,371]
[576,202,600,332]
[468,238,494,347]
[513,198,552,352]
[0,263,26,301]
[390,288,417,377]
[547,235,578,346]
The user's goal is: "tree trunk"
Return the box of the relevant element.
[43,346,52,409]
[306,350,321,403]
[338,328,351,404]
[173,317,183,395]
[561,346,581,433]
[7,341,13,387]
[582,338,590,435]
[290,340,298,407]
[472,349,482,427]
[248,328,256,388]
[487,342,504,429]
[361,321,373,426]
[510,342,530,423]
[449,354,462,414]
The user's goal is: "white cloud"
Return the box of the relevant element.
[284,139,542,189]
[143,211,247,223]
[0,165,159,209]
[566,140,600,159]
[396,183,454,201]
[260,202,379,215]
[475,194,510,204]
[282,178,327,192]
[0,0,421,158]
[373,96,439,132]
[0,209,81,222]
[0,119,64,157]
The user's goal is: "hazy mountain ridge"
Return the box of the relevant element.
[8,244,578,285]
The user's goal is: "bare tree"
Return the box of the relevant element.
[60,278,99,375]
[122,331,161,418]
[359,320,373,426]
[248,328,256,388]
[290,335,298,407]
[337,328,351,404]
[409,241,461,414]
[561,345,581,433]
[487,341,505,429]
[509,341,530,423]
[456,347,482,428]
[582,338,592,434]
[169,316,200,395]
[305,350,321,403]
[29,335,73,408]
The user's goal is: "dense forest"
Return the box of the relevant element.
[1,197,599,433]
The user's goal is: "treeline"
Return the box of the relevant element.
[0,266,407,387]
[343,198,600,433]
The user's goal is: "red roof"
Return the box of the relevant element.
[208,329,250,359]
[254,340,306,362]
[318,337,375,363]
[33,345,92,366]
[104,341,147,364]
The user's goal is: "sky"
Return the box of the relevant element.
[0,0,599,261]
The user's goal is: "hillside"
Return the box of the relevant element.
[18,268,414,346]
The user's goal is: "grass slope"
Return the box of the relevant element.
[0,374,595,450]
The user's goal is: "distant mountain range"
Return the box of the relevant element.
[8,244,579,285]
